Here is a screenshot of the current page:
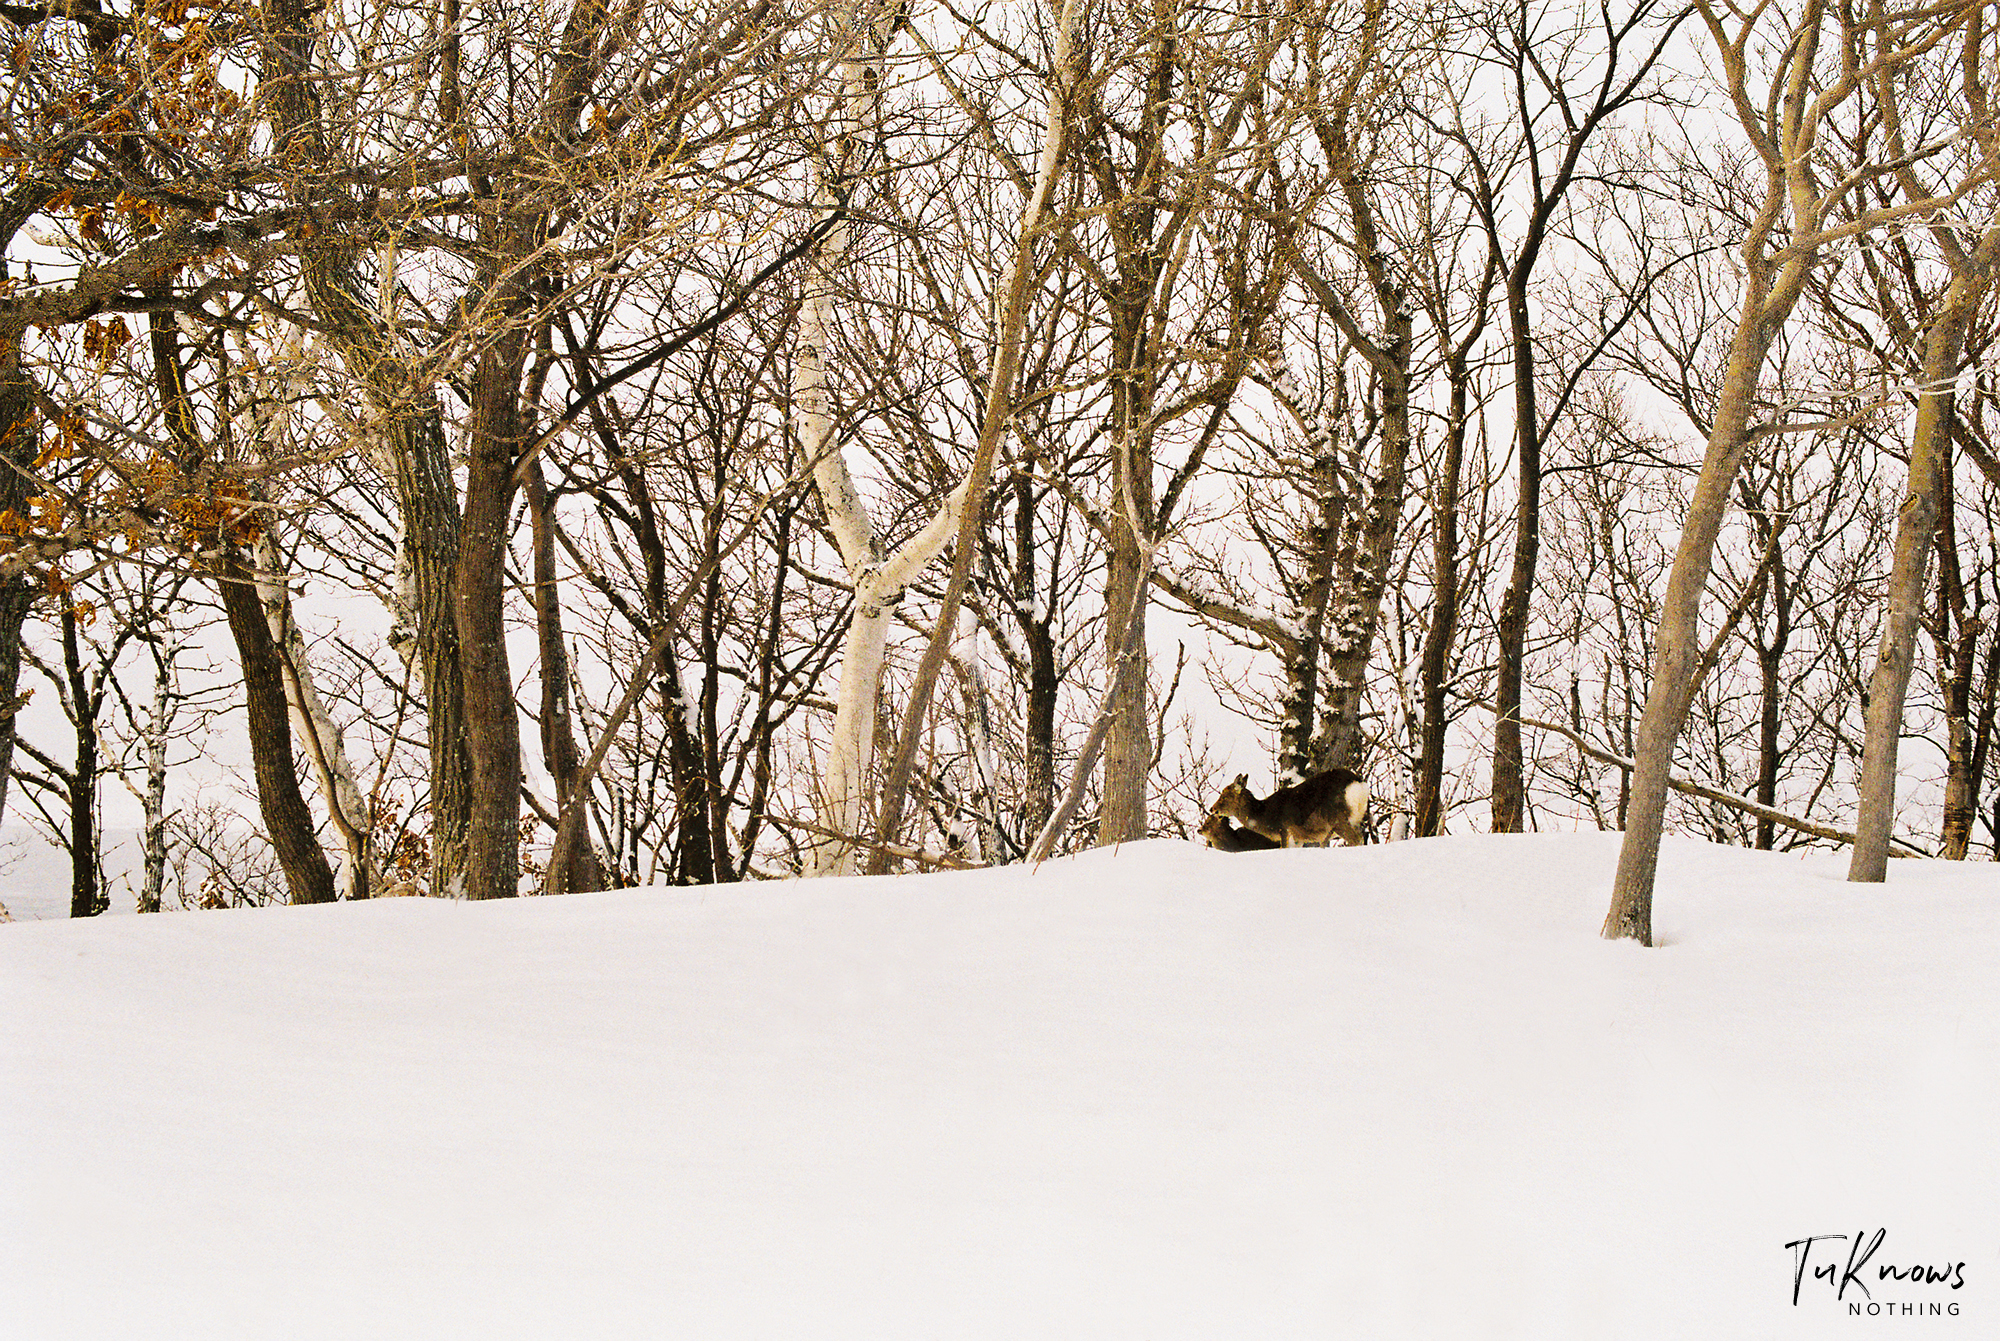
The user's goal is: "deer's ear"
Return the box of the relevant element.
[1233,773,1247,787]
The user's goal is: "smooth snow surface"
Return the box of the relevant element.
[3,834,1994,1339]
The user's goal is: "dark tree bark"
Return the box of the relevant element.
[0,172,58,829]
[57,610,104,918]
[1415,347,1479,836]
[1488,263,1543,834]
[456,302,532,900]
[1970,627,2000,860]
[1930,489,1983,861]
[986,471,1060,854]
[0,355,35,828]
[525,455,609,893]
[217,550,338,906]
[393,413,472,898]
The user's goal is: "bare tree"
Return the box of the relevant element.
[1606,0,1977,944]
[1845,9,2000,880]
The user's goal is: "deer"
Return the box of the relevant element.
[1209,768,1369,848]
[1196,811,1283,852]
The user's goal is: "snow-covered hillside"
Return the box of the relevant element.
[2,834,1993,1339]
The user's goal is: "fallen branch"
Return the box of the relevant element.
[760,813,978,873]
[1485,701,1931,857]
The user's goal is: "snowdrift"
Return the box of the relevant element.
[2,833,1993,1339]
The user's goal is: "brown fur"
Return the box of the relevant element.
[1197,811,1283,852]
[1210,769,1369,847]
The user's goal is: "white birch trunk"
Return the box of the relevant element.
[807,478,977,876]
[794,3,980,875]
[137,652,169,913]
[813,578,891,874]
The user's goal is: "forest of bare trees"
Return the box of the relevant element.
[0,0,1995,942]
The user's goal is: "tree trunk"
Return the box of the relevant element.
[950,606,1003,863]
[1966,621,2000,860]
[1937,613,1982,861]
[65,737,100,918]
[394,412,471,898]
[217,549,338,906]
[1491,277,1540,833]
[263,0,469,898]
[1754,641,1783,851]
[1263,362,1348,784]
[815,584,892,873]
[1100,296,1159,846]
[56,610,105,918]
[0,180,50,829]
[137,647,170,914]
[1850,251,1994,881]
[1030,543,1157,862]
[0,354,35,828]
[1317,355,1411,772]
[1009,472,1061,848]
[866,1,1082,868]
[697,553,735,883]
[255,530,374,899]
[1606,299,1782,943]
[607,451,716,885]
[658,645,715,885]
[1415,354,1470,836]
[1750,503,1792,851]
[455,320,530,901]
[525,456,608,893]
[1101,496,1152,844]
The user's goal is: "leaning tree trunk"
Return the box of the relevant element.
[866,6,1082,869]
[255,530,374,899]
[1606,285,1788,943]
[142,274,339,909]
[217,548,338,906]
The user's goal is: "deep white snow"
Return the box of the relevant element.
[2,833,1994,1339]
